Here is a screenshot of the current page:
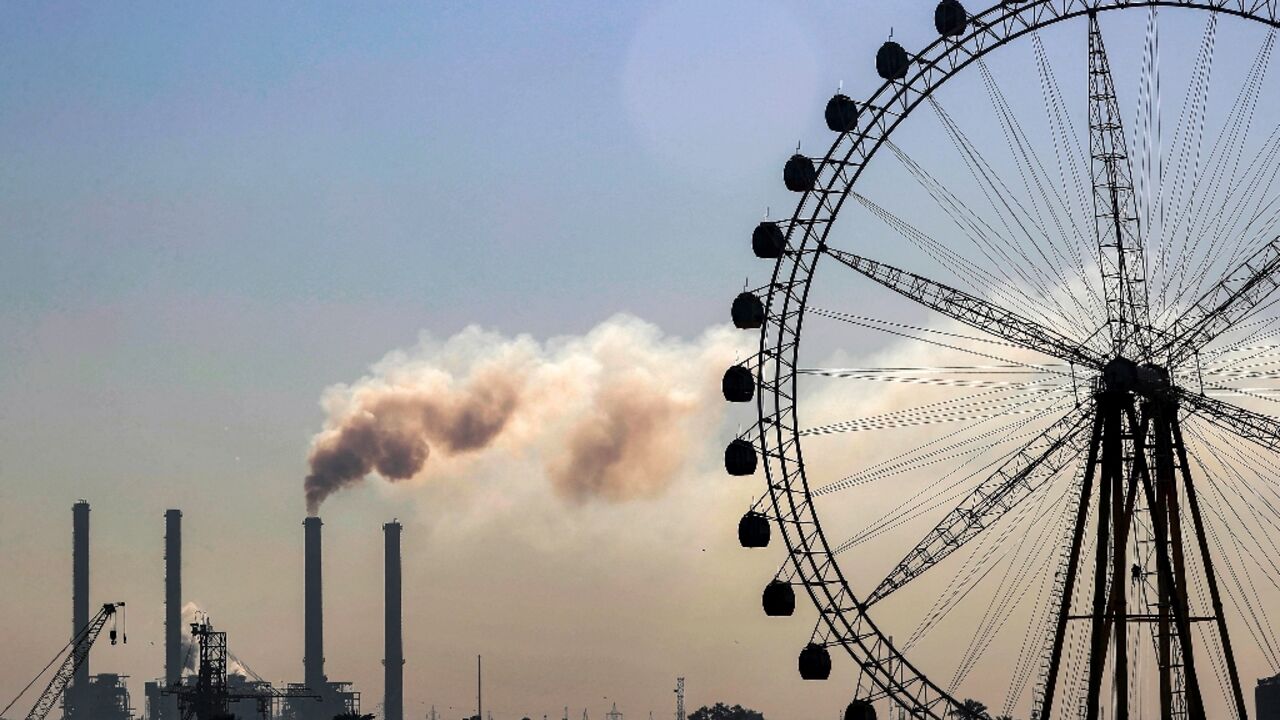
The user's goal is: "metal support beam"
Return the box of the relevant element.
[1170,417,1249,718]
[867,403,1093,605]
[1178,386,1280,453]
[1148,402,1206,719]
[1158,238,1280,366]
[1085,392,1121,720]
[824,248,1106,369]
[1088,12,1151,357]
[1038,398,1105,720]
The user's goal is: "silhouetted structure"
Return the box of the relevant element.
[165,509,183,720]
[65,501,90,720]
[1260,674,1280,720]
[171,616,323,720]
[304,517,324,702]
[725,2,1280,715]
[26,503,375,720]
[26,602,125,720]
[291,516,360,720]
[80,673,133,720]
[383,521,403,720]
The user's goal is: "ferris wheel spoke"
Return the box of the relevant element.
[1132,7,1161,241]
[976,58,1102,326]
[1176,384,1280,455]
[1186,423,1280,580]
[882,160,1090,345]
[800,382,1065,436]
[877,142,1014,290]
[1151,13,1218,316]
[849,188,1067,327]
[807,307,1040,354]
[814,396,1069,501]
[947,470,1074,690]
[928,97,1097,336]
[1157,236,1280,366]
[1160,29,1277,320]
[1034,33,1100,268]
[823,247,1107,369]
[861,402,1093,607]
[1174,112,1280,315]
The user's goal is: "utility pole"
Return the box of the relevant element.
[477,656,482,720]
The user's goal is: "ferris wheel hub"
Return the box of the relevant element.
[1101,357,1171,398]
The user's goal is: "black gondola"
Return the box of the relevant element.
[799,643,832,680]
[935,0,968,36]
[731,292,765,329]
[762,580,795,616]
[738,511,770,548]
[752,221,786,258]
[824,93,859,133]
[876,41,910,81]
[843,700,876,720]
[783,154,818,192]
[725,438,758,476]
[722,365,755,402]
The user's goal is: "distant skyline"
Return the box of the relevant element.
[5,2,1280,720]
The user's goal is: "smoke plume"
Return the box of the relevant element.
[304,315,747,513]
[178,602,250,677]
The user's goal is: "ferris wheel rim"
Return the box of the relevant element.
[750,1,1280,717]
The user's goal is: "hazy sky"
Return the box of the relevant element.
[4,2,1280,720]
[0,3,898,718]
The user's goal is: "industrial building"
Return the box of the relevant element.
[1260,673,1280,720]
[49,501,404,720]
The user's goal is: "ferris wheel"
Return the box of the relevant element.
[725,1,1280,718]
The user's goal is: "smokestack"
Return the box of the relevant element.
[165,510,182,689]
[383,521,403,720]
[304,517,324,695]
[70,500,90,714]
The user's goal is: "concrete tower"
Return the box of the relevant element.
[165,510,183,689]
[303,517,325,696]
[383,521,404,720]
[68,500,90,719]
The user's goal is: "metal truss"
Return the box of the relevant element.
[1158,238,1280,366]
[1176,385,1280,452]
[825,248,1107,369]
[1088,13,1152,356]
[865,402,1094,606]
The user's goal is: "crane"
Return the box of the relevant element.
[0,602,126,720]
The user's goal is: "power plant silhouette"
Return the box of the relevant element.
[52,501,400,720]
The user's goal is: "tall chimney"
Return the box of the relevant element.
[70,500,90,717]
[383,521,404,720]
[304,517,325,696]
[165,510,183,689]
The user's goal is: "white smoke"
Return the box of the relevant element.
[178,602,250,677]
[304,315,751,513]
